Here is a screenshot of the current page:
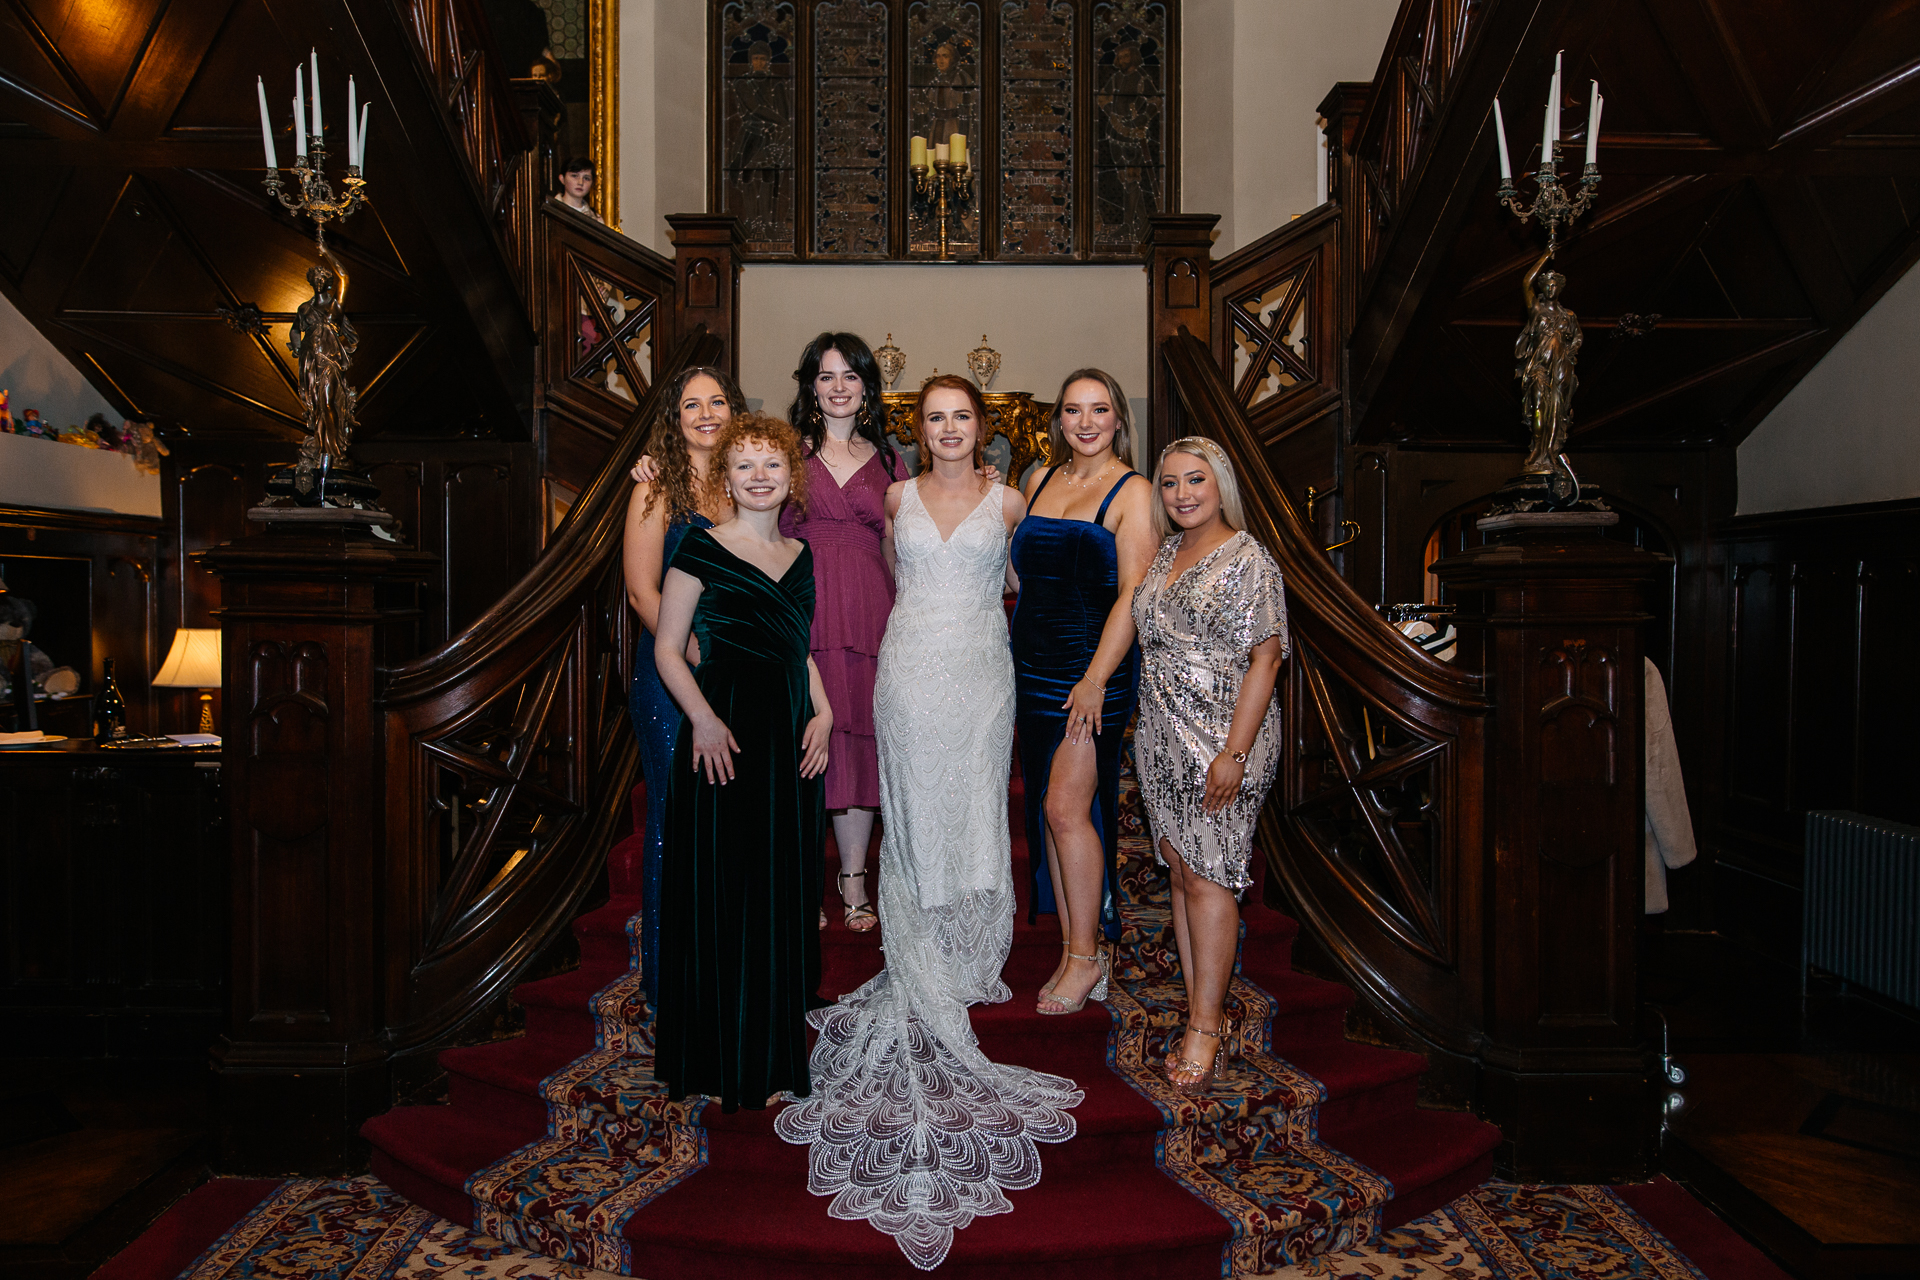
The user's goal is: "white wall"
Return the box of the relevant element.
[1183,0,1400,254]
[1738,264,1920,515]
[620,0,706,253]
[1,289,116,437]
[737,264,1146,415]
[0,432,161,516]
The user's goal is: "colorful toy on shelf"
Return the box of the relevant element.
[125,419,169,474]
[16,408,49,438]
[0,389,12,433]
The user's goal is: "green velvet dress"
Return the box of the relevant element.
[655,527,824,1111]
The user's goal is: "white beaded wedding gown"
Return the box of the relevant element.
[774,479,1083,1270]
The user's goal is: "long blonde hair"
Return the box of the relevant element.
[1153,436,1247,537]
[1047,367,1135,468]
[640,365,748,523]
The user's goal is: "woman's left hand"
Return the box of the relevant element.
[800,712,833,778]
[1060,677,1105,744]
[629,453,660,484]
[1203,751,1246,814]
[979,463,1003,485]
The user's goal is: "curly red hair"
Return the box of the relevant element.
[708,412,809,512]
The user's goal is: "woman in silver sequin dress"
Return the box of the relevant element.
[1130,436,1288,1096]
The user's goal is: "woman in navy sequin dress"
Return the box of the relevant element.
[622,365,744,1008]
[1009,369,1158,1016]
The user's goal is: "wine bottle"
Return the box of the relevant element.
[94,657,128,740]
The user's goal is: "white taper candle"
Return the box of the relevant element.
[347,76,358,165]
[256,77,278,170]
[310,50,323,144]
[1586,83,1603,167]
[357,106,370,178]
[1549,52,1563,153]
[294,66,306,157]
[1541,99,1552,172]
[1494,97,1511,181]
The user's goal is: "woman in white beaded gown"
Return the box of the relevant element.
[776,375,1083,1270]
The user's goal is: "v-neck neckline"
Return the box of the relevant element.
[913,477,996,545]
[1163,529,1242,593]
[707,528,807,587]
[816,442,879,492]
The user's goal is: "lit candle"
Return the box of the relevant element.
[935,141,950,164]
[357,107,370,177]
[310,50,323,145]
[909,135,928,169]
[1493,97,1510,181]
[256,77,278,170]
[294,66,307,158]
[1585,82,1603,168]
[949,132,967,168]
[347,76,357,166]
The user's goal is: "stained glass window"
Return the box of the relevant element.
[720,3,799,255]
[708,0,1177,261]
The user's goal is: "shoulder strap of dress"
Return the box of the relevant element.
[1095,470,1142,523]
[1029,465,1062,503]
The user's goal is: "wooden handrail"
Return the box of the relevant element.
[1162,329,1492,1057]
[376,325,723,1054]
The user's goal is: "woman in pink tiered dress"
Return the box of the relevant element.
[782,333,898,931]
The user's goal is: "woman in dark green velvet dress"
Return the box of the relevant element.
[653,413,833,1112]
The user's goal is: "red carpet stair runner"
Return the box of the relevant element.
[363,762,1499,1277]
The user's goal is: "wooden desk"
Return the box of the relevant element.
[0,741,225,1058]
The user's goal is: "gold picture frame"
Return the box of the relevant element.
[589,0,619,229]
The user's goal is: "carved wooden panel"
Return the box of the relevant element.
[244,638,332,1020]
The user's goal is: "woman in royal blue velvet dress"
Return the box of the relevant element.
[1010,369,1159,1015]
[622,365,744,1008]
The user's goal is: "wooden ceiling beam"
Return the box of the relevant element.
[1647,0,1777,151]
[1568,328,1822,439]
[1598,136,1920,177]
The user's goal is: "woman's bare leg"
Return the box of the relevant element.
[1162,838,1239,1075]
[1038,738,1106,1011]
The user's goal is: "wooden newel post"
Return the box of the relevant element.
[1145,213,1219,459]
[667,214,745,381]
[199,521,437,1174]
[1431,514,1660,1182]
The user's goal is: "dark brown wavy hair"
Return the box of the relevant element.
[709,412,809,513]
[641,365,748,523]
[914,374,992,491]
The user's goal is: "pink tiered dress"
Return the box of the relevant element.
[780,449,895,810]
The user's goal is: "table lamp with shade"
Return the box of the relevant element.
[153,628,223,737]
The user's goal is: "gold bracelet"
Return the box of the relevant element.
[1230,748,1249,764]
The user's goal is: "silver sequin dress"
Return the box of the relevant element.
[1131,529,1289,892]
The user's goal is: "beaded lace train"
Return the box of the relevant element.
[774,482,1082,1270]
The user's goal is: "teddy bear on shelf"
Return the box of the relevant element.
[124,419,169,474]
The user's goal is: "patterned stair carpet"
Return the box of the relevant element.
[115,1173,1778,1280]
[358,756,1499,1277]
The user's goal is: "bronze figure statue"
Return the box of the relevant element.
[1514,249,1582,504]
[288,246,359,482]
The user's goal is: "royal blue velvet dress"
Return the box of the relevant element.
[629,511,712,1008]
[1008,468,1142,941]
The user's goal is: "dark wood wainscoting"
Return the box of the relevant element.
[163,440,541,658]
[1707,498,1920,964]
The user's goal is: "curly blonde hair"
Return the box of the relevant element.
[709,412,809,512]
[640,365,748,523]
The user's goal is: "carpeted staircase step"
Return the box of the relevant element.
[1325,1106,1501,1226]
[365,771,1508,1279]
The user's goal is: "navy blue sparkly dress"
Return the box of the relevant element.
[629,511,713,1008]
[1008,468,1142,941]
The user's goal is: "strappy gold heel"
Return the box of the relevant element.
[1037,946,1108,1015]
[1165,1012,1237,1096]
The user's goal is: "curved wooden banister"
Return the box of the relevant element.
[1162,328,1493,1058]
[376,326,724,1055]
